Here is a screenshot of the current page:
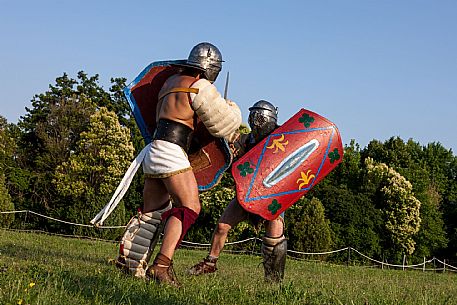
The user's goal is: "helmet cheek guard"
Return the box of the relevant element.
[187,42,223,82]
[204,65,222,83]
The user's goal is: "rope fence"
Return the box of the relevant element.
[1,210,125,229]
[2,209,456,273]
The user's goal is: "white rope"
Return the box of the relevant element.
[287,247,349,255]
[0,210,27,214]
[434,257,457,272]
[3,209,457,273]
[1,210,125,229]
[350,247,435,268]
[1,228,118,243]
[181,237,260,247]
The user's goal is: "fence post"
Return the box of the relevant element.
[402,254,406,271]
[250,237,257,255]
[347,247,351,267]
[423,257,426,272]
[444,259,446,273]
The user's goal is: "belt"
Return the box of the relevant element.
[153,119,194,152]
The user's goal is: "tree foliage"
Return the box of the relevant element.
[53,107,134,236]
[365,157,421,255]
[0,174,14,227]
[316,184,383,258]
[0,116,15,171]
[286,197,332,253]
[5,71,142,234]
[362,137,452,260]
[0,116,16,226]
[3,71,457,262]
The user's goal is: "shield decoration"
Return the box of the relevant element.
[124,60,232,191]
[232,109,343,220]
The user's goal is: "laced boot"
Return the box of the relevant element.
[146,253,181,288]
[188,255,218,275]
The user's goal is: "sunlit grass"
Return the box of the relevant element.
[0,230,456,304]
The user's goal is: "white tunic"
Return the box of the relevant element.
[142,140,192,178]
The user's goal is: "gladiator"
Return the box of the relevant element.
[188,100,287,283]
[114,42,241,287]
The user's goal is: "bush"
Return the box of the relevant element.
[286,197,332,255]
[0,174,15,227]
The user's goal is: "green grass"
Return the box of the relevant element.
[0,230,456,305]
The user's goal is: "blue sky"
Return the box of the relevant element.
[1,0,456,153]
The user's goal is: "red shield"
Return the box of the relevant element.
[124,61,232,191]
[232,109,343,220]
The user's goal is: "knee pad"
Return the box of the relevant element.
[117,201,172,278]
[161,207,199,248]
[262,235,287,282]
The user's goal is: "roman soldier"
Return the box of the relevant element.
[114,42,242,287]
[188,100,287,282]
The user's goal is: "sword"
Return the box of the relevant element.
[223,71,230,99]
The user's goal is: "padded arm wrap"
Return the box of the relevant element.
[190,79,242,141]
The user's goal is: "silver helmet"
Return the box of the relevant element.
[248,100,278,141]
[187,42,223,82]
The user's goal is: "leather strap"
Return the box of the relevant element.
[158,87,199,100]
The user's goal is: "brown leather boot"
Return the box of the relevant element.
[187,255,218,275]
[146,253,181,288]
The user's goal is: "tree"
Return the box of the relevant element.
[440,154,457,259]
[14,94,96,217]
[11,72,142,231]
[315,184,383,259]
[286,197,332,254]
[362,137,450,260]
[0,116,15,171]
[54,107,134,237]
[0,116,16,227]
[413,184,448,259]
[365,158,421,256]
[0,174,14,227]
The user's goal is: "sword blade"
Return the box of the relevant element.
[223,71,230,99]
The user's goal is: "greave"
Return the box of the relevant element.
[116,202,172,278]
[261,235,287,282]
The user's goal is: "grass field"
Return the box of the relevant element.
[0,230,456,305]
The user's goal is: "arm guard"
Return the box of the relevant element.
[190,79,242,142]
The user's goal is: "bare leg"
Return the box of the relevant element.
[209,198,248,258]
[265,217,284,238]
[187,198,248,276]
[143,178,170,212]
[158,170,201,260]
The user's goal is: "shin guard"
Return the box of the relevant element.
[116,202,172,278]
[161,207,199,248]
[262,235,287,282]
